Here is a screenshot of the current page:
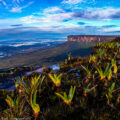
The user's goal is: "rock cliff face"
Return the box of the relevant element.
[68,35,118,42]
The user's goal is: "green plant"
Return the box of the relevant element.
[67,53,71,61]
[48,73,62,87]
[5,95,14,108]
[14,80,19,89]
[89,55,96,63]
[30,90,40,120]
[81,65,91,79]
[106,82,115,105]
[38,76,45,93]
[83,83,91,97]
[107,68,112,80]
[117,94,120,103]
[31,75,41,88]
[96,63,111,81]
[5,95,24,117]
[55,86,76,105]
[23,75,45,96]
[17,76,24,83]
[97,48,107,58]
[111,59,118,74]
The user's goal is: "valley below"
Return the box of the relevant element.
[0,41,94,69]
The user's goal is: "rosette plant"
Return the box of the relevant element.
[106,82,115,105]
[89,55,96,63]
[48,73,62,87]
[30,90,40,120]
[111,59,118,74]
[96,63,111,81]
[81,65,91,79]
[55,86,76,105]
[5,95,23,117]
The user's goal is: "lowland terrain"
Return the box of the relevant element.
[0,41,95,69]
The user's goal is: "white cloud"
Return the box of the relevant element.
[13,0,24,4]
[0,0,33,13]
[62,0,83,5]
[43,12,73,22]
[21,7,73,24]
[9,42,39,47]
[20,15,40,24]
[88,7,120,19]
[10,1,33,13]
[62,0,96,5]
[10,7,23,12]
[0,0,23,6]
[0,0,6,6]
[21,7,120,26]
[103,27,120,32]
[43,7,63,13]
[73,7,120,20]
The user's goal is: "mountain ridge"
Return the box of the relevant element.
[68,35,119,42]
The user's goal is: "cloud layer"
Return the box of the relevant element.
[0,0,120,38]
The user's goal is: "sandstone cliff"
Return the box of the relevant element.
[68,35,118,42]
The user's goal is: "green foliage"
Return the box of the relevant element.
[106,83,115,104]
[81,65,91,78]
[30,90,40,119]
[96,63,112,81]
[83,83,91,97]
[5,95,14,108]
[89,55,96,63]
[48,73,62,87]
[111,59,118,74]
[55,86,76,105]
[4,95,26,118]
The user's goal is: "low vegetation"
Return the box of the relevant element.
[0,38,120,120]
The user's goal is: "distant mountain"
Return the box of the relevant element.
[68,35,119,42]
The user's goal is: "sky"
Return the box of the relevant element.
[0,0,120,41]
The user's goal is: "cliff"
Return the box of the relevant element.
[67,35,118,42]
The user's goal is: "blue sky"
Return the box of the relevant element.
[0,0,120,41]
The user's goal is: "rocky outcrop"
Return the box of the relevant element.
[68,35,119,42]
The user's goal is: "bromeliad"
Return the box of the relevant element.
[67,53,71,61]
[96,63,111,81]
[55,86,76,105]
[31,75,41,88]
[5,95,21,117]
[107,68,112,80]
[83,83,91,97]
[111,59,118,74]
[89,55,96,63]
[106,82,115,105]
[48,73,62,87]
[81,65,91,79]
[30,90,40,120]
[5,95,14,108]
